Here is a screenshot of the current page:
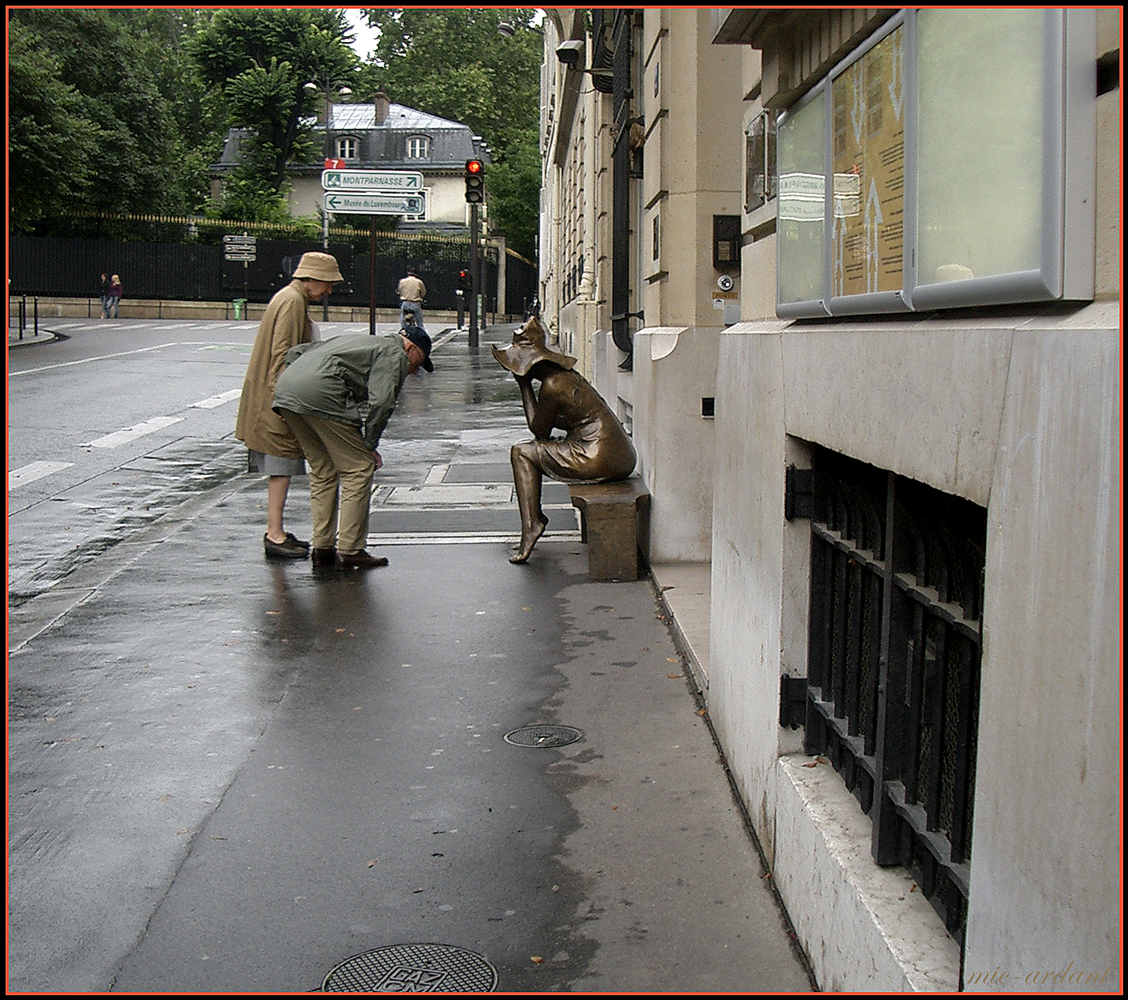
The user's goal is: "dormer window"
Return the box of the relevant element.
[406,136,430,159]
[335,136,359,160]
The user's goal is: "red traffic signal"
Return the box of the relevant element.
[465,159,485,203]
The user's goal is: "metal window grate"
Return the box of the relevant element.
[804,448,985,943]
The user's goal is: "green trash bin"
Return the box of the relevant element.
[233,298,247,320]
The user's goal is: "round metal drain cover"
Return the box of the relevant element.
[503,724,584,748]
[322,943,497,993]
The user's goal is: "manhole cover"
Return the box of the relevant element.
[503,724,584,748]
[322,943,498,993]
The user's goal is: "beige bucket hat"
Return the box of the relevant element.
[293,251,344,283]
[491,315,576,377]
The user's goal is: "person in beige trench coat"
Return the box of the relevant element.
[234,251,344,559]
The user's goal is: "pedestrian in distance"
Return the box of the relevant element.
[234,251,344,560]
[456,268,470,329]
[108,274,123,318]
[99,273,111,319]
[397,267,427,332]
[273,329,434,570]
[493,315,637,564]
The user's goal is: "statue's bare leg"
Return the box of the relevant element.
[510,442,548,563]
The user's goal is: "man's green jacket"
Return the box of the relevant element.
[272,334,410,450]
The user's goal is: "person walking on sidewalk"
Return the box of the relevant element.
[272,329,433,570]
[234,251,344,560]
[99,273,111,319]
[107,274,123,318]
[397,268,427,332]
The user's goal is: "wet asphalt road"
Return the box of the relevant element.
[7,321,814,994]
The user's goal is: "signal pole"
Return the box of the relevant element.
[464,159,485,350]
[469,204,480,349]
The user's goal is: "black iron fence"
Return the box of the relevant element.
[10,233,538,317]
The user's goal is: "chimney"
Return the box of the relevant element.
[374,90,390,125]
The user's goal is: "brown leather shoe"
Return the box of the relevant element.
[264,533,308,559]
[311,546,337,567]
[335,550,389,570]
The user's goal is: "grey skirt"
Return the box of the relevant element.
[247,449,306,476]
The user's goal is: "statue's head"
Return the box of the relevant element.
[491,315,577,377]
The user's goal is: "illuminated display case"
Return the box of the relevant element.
[776,9,1096,318]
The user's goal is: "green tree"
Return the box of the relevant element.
[7,17,99,232]
[8,8,215,227]
[357,8,543,258]
[189,8,358,217]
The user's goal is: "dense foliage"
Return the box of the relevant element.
[9,9,218,231]
[188,8,358,209]
[7,7,543,259]
[358,8,543,257]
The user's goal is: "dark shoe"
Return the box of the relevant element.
[336,549,389,570]
[285,532,310,549]
[311,546,337,567]
[264,533,309,559]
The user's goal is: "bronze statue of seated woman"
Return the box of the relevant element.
[493,317,637,563]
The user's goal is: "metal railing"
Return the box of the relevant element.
[800,448,986,944]
[10,295,40,341]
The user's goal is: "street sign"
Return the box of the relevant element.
[224,251,256,262]
[321,169,424,192]
[324,192,425,216]
[223,234,257,244]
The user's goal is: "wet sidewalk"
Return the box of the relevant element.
[7,325,815,993]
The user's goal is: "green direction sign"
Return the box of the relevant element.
[321,169,424,192]
[324,192,425,215]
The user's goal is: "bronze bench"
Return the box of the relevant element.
[568,477,651,581]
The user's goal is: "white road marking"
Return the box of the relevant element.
[191,388,243,409]
[10,342,249,376]
[9,461,75,489]
[84,416,184,449]
[365,531,582,545]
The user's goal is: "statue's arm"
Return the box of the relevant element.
[515,375,540,432]
[527,381,561,440]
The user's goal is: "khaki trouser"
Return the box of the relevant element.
[276,410,375,554]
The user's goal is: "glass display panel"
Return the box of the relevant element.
[916,9,1045,286]
[831,22,906,298]
[773,9,1090,317]
[777,89,826,311]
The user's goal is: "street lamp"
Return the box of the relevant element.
[304,76,352,320]
[304,77,353,248]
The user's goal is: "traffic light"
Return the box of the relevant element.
[464,159,485,204]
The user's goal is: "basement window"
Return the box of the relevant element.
[800,447,986,944]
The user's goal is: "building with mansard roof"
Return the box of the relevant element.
[210,92,490,234]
